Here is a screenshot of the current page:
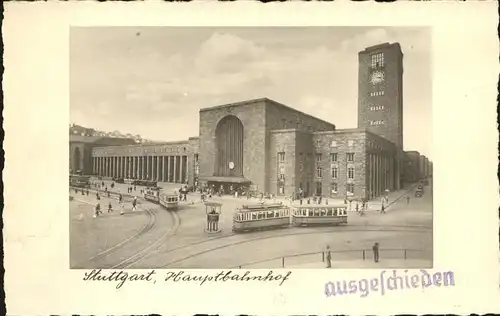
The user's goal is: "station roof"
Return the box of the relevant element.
[199,176,251,184]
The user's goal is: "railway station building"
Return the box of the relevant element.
[71,42,432,200]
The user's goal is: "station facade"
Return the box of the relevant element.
[71,42,432,200]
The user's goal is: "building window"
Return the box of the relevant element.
[370,91,385,97]
[371,53,384,68]
[330,152,338,162]
[278,181,285,196]
[316,153,322,163]
[369,120,385,126]
[279,166,285,181]
[346,183,355,195]
[348,167,355,179]
[331,165,338,179]
[278,152,285,163]
[347,153,355,162]
[330,140,337,147]
[348,140,354,147]
[331,182,338,195]
[299,153,304,172]
[316,167,322,178]
[370,105,385,111]
[315,140,321,147]
[316,181,322,196]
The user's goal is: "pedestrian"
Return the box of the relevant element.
[94,202,102,218]
[355,202,359,213]
[406,196,410,205]
[108,201,113,213]
[326,245,332,268]
[120,200,124,215]
[132,197,137,211]
[373,242,380,263]
[381,204,386,214]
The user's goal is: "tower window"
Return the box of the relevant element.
[370,105,385,111]
[371,53,384,68]
[370,91,385,97]
[278,152,285,163]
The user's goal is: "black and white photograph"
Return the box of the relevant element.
[69,26,433,269]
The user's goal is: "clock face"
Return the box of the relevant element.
[228,161,235,170]
[370,71,385,84]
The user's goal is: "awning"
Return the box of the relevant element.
[199,176,251,184]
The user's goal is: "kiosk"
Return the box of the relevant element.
[205,202,222,234]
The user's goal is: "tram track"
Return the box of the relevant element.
[86,208,157,262]
[109,208,181,269]
[158,223,431,254]
[159,224,431,268]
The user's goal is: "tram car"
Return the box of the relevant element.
[143,187,179,210]
[69,174,91,188]
[143,187,161,203]
[159,192,179,210]
[291,205,348,227]
[232,202,290,233]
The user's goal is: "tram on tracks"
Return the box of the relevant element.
[232,202,290,233]
[143,187,179,210]
[69,174,91,188]
[291,205,348,227]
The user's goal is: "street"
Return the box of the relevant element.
[70,180,433,269]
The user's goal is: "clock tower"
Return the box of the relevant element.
[357,42,404,148]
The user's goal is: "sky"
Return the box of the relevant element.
[70,27,432,159]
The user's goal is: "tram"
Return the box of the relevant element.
[143,187,161,203]
[143,187,179,210]
[232,202,290,233]
[159,192,179,210]
[69,174,91,188]
[291,205,348,227]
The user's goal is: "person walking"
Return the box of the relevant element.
[325,245,332,268]
[355,202,359,213]
[132,196,137,211]
[373,242,380,263]
[381,204,386,214]
[119,199,125,215]
[108,201,113,213]
[93,202,102,218]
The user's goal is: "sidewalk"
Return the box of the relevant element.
[286,258,431,269]
[365,183,418,211]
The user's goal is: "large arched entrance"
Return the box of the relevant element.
[73,147,81,172]
[214,115,244,177]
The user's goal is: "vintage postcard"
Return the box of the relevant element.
[3,1,499,315]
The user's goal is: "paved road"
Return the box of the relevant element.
[70,180,432,269]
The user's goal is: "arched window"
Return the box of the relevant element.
[214,115,244,177]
